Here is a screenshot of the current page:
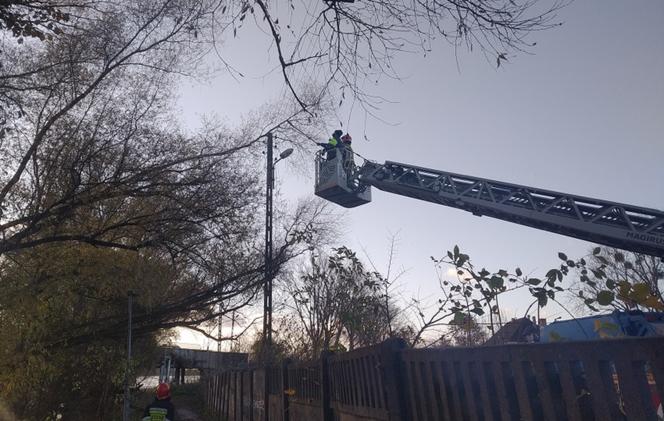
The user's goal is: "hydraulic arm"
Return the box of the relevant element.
[357,161,664,257]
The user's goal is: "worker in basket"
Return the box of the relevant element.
[339,133,354,178]
[318,129,343,160]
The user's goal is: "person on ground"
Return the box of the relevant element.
[142,383,175,421]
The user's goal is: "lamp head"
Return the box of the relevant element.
[279,148,294,159]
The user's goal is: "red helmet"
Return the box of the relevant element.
[341,134,352,143]
[156,383,171,400]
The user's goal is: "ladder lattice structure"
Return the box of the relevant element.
[359,161,664,257]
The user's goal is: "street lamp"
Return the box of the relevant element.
[263,135,292,351]
[263,133,292,420]
[277,147,294,162]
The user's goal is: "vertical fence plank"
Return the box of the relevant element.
[439,360,463,421]
[208,376,212,415]
[530,359,559,421]
[321,352,333,421]
[372,354,386,410]
[431,360,454,421]
[217,374,221,416]
[244,369,249,421]
[329,362,338,403]
[647,345,664,420]
[459,360,481,421]
[363,357,372,408]
[422,359,444,421]
[342,361,351,406]
[419,360,437,420]
[250,369,255,421]
[230,371,236,421]
[405,361,421,420]
[238,370,243,421]
[445,360,465,420]
[208,376,213,416]
[232,370,238,421]
[216,375,221,416]
[364,355,377,409]
[342,360,350,406]
[599,360,626,421]
[222,373,227,419]
[340,361,350,405]
[355,357,366,408]
[282,360,290,421]
[347,360,356,406]
[509,356,534,421]
[613,357,652,421]
[470,358,495,421]
[557,360,583,421]
[581,357,613,421]
[223,372,228,420]
[228,372,233,421]
[482,360,509,421]
[222,374,227,418]
[215,375,221,417]
[361,356,373,408]
[345,360,354,406]
[380,338,408,421]
[225,373,229,419]
[208,375,214,416]
[355,358,363,407]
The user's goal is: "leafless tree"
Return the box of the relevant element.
[0,1,328,257]
[0,0,570,363]
[36,197,335,349]
[242,0,567,115]
[0,0,569,259]
[362,232,410,338]
[283,246,397,357]
[0,2,341,360]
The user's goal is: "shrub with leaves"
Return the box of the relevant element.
[560,247,664,311]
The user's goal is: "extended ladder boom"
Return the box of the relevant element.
[358,161,664,257]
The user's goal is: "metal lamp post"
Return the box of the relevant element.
[263,132,292,421]
[263,133,293,348]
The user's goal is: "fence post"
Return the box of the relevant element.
[282,359,291,421]
[379,338,408,421]
[211,374,217,418]
[320,350,333,421]
[205,375,210,414]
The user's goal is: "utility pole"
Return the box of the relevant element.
[217,305,223,352]
[123,291,135,421]
[217,277,223,353]
[263,132,274,421]
[263,132,293,421]
[264,132,274,350]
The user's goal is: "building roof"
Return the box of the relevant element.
[484,318,540,346]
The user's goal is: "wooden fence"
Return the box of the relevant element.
[205,337,664,421]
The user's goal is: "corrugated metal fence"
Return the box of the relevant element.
[205,337,664,421]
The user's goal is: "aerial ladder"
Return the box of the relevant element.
[314,151,664,257]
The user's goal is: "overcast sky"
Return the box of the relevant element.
[175,0,664,349]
